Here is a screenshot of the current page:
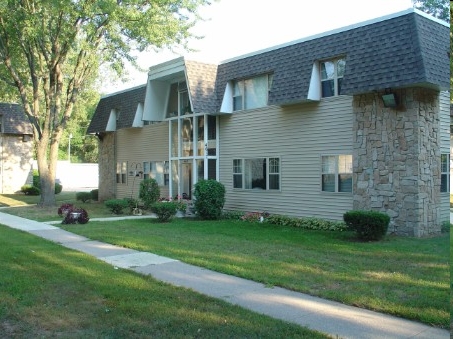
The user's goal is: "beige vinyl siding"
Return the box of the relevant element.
[115,123,169,200]
[219,95,353,221]
[439,91,449,222]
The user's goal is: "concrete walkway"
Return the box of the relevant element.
[0,212,449,339]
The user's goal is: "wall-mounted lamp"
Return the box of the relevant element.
[381,90,398,108]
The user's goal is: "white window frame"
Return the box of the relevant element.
[232,74,273,111]
[321,155,352,193]
[116,161,127,184]
[441,153,450,193]
[233,157,280,190]
[320,57,345,97]
[143,161,168,186]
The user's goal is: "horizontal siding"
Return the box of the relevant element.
[116,123,169,200]
[439,91,450,222]
[219,96,353,221]
[439,91,449,153]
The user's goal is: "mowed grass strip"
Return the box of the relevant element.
[0,225,327,338]
[0,192,118,221]
[59,218,450,328]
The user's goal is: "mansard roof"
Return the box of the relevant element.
[0,103,33,135]
[87,85,146,134]
[215,9,449,107]
[89,9,449,132]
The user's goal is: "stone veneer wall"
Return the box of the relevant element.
[1,135,33,193]
[353,88,441,237]
[98,133,116,202]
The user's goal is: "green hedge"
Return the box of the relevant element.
[104,199,130,215]
[76,192,92,203]
[150,201,178,222]
[343,210,390,241]
[193,180,225,220]
[266,214,347,231]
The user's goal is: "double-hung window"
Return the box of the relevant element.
[320,58,345,97]
[116,161,127,184]
[233,157,280,190]
[233,74,273,111]
[441,154,450,193]
[143,161,168,186]
[321,155,352,192]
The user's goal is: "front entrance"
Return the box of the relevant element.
[181,162,192,199]
[167,81,219,199]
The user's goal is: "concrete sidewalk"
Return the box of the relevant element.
[0,212,449,339]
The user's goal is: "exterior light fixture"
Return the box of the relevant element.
[381,90,398,108]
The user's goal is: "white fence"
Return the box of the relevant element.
[33,161,98,191]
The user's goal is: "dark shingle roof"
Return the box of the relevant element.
[87,85,146,134]
[215,10,449,107]
[0,103,33,135]
[89,10,449,131]
[185,60,218,113]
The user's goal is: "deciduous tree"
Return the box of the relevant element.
[411,0,450,22]
[0,0,211,206]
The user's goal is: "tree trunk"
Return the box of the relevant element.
[36,140,56,207]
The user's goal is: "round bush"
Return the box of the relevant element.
[150,201,178,222]
[90,189,99,201]
[104,199,130,215]
[343,210,390,241]
[193,179,225,220]
[139,178,160,209]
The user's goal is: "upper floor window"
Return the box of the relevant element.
[233,74,273,111]
[320,58,345,97]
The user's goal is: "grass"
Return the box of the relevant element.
[0,192,115,221]
[0,192,450,329]
[0,225,326,338]
[57,218,449,329]
[450,228,453,333]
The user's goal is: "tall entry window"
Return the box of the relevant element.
[167,80,219,199]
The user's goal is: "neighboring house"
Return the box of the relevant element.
[0,103,33,193]
[88,9,450,237]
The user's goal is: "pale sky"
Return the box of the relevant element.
[103,0,414,93]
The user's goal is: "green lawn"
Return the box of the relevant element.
[0,224,326,338]
[0,192,449,329]
[58,218,450,329]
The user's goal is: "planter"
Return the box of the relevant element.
[132,208,142,216]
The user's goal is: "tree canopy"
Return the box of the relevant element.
[0,0,211,206]
[411,0,450,22]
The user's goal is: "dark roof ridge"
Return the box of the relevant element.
[218,8,446,65]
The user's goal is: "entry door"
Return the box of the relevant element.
[181,162,192,199]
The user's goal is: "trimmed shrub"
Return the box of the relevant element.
[193,179,226,220]
[32,170,40,187]
[221,210,245,220]
[139,178,160,209]
[90,189,99,201]
[265,214,347,231]
[150,201,178,222]
[55,182,63,194]
[104,199,130,215]
[21,185,40,195]
[343,210,390,241]
[76,192,92,203]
